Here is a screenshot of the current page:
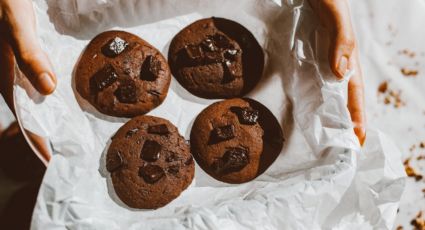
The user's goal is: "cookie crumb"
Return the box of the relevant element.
[404,158,423,181]
[378,82,406,108]
[411,211,425,230]
[384,96,391,104]
[378,81,388,93]
[399,49,416,58]
[396,225,403,230]
[401,68,419,77]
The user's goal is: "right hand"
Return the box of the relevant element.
[0,0,56,162]
[0,0,57,109]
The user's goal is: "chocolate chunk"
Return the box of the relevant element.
[114,80,137,103]
[90,64,118,93]
[231,107,259,125]
[210,125,235,143]
[138,165,165,184]
[106,151,124,172]
[211,34,232,49]
[148,124,169,135]
[185,45,203,60]
[140,140,161,162]
[141,55,162,81]
[102,37,129,57]
[201,38,218,52]
[224,49,239,61]
[211,148,249,174]
[222,60,238,83]
[167,165,180,175]
[125,128,138,138]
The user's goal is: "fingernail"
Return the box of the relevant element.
[337,56,348,79]
[38,72,56,94]
[354,125,366,146]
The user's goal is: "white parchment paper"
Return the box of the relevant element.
[12,0,406,229]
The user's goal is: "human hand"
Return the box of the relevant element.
[308,0,366,145]
[0,0,56,162]
[0,0,57,107]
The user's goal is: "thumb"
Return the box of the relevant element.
[15,49,57,95]
[4,0,56,95]
[312,0,356,79]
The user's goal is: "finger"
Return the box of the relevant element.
[347,50,366,145]
[309,0,356,79]
[2,0,56,95]
[328,17,355,80]
[0,34,16,112]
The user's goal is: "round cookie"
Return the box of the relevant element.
[76,31,171,117]
[190,98,284,184]
[106,116,194,209]
[168,17,264,99]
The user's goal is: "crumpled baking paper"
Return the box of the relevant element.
[11,0,406,229]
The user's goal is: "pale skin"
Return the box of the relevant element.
[0,0,366,163]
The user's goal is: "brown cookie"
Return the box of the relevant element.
[190,98,284,184]
[168,17,264,99]
[106,116,194,209]
[76,31,171,117]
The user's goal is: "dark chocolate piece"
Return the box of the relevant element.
[141,55,161,81]
[102,37,129,57]
[90,64,118,93]
[224,49,239,61]
[201,38,218,52]
[125,128,138,138]
[211,34,231,49]
[106,151,124,172]
[148,124,169,135]
[138,165,165,184]
[210,125,235,143]
[114,80,137,104]
[231,107,259,125]
[141,140,161,162]
[222,60,238,83]
[212,147,249,174]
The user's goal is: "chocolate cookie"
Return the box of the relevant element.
[76,31,171,117]
[190,98,284,184]
[106,116,194,209]
[168,17,264,99]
